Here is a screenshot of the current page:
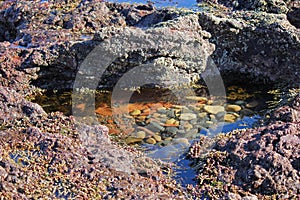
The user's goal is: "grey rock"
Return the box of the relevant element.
[190,119,198,124]
[172,138,190,146]
[235,100,246,106]
[215,111,226,120]
[166,109,176,118]
[240,108,255,116]
[180,113,197,121]
[147,121,165,133]
[147,141,190,162]
[165,126,179,135]
[157,107,167,114]
[204,105,225,114]
[198,10,300,88]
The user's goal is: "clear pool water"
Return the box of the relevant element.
[144,115,261,187]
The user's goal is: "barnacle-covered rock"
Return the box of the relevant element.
[197,9,300,87]
[0,0,300,199]
[188,96,300,199]
[270,92,300,122]
[188,136,215,158]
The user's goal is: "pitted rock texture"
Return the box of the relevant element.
[1,1,298,90]
[201,0,299,14]
[1,0,300,198]
[197,10,300,86]
[188,95,300,199]
[0,83,186,198]
[28,13,214,90]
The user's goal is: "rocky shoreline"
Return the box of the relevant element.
[188,95,300,199]
[0,0,299,199]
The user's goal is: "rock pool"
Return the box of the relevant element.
[32,84,276,187]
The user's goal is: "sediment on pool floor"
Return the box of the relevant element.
[31,82,278,144]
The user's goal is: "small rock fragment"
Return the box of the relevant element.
[226,104,242,112]
[204,105,225,114]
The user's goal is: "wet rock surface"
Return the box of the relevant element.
[0,0,299,198]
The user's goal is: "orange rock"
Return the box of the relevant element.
[128,103,145,112]
[76,103,86,111]
[140,108,151,116]
[145,118,161,124]
[137,127,155,136]
[163,102,173,108]
[162,124,179,127]
[107,119,114,124]
[95,107,112,116]
[198,100,207,104]
[140,104,150,110]
[148,102,164,110]
[112,105,128,115]
[109,129,120,134]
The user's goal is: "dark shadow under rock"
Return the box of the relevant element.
[287,7,300,28]
[0,5,22,42]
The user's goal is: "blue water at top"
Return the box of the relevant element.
[109,0,198,9]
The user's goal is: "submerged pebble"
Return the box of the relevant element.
[226,104,242,112]
[145,137,157,145]
[130,109,141,116]
[204,105,225,114]
[111,93,262,148]
[180,113,197,121]
[224,113,237,123]
[246,100,259,108]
